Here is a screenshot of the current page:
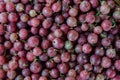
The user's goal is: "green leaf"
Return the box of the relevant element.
[100,32,107,38]
[112,19,116,28]
[50,58,53,61]
[34,57,39,61]
[96,10,101,16]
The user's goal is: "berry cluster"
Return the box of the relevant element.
[0,0,120,80]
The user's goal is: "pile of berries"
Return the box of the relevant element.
[0,0,120,80]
